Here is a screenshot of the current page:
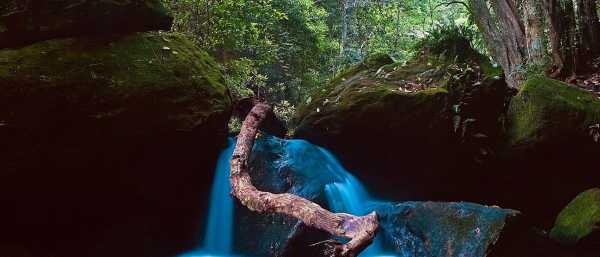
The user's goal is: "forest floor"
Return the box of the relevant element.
[573,58,600,99]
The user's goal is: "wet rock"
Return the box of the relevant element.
[376,202,518,257]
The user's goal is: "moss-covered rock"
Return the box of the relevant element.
[507,76,600,148]
[293,50,509,199]
[550,188,600,245]
[0,31,230,131]
[0,32,231,257]
[0,0,173,48]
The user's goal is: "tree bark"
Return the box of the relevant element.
[469,0,527,88]
[582,0,600,56]
[542,0,600,77]
[576,0,600,59]
[543,0,566,76]
[230,102,379,257]
[524,0,547,65]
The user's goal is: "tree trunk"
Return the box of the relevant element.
[576,0,600,59]
[543,0,585,77]
[582,0,600,56]
[469,0,527,88]
[230,102,379,257]
[524,0,547,65]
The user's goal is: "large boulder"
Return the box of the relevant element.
[0,32,232,257]
[293,50,509,201]
[0,0,173,48]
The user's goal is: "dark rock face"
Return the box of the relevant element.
[0,32,232,257]
[0,0,173,49]
[235,136,517,257]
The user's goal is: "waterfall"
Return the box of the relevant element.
[180,138,238,257]
[180,137,396,257]
[203,138,236,253]
[177,136,513,257]
[319,148,395,257]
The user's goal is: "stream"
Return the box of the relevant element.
[179,137,397,257]
[178,136,513,257]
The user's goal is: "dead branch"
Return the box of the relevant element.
[230,102,379,257]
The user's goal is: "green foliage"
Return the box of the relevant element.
[161,0,488,130]
[223,58,260,99]
[162,0,335,107]
[320,0,472,66]
[162,0,286,62]
[415,25,482,61]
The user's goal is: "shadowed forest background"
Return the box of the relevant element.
[1,0,600,257]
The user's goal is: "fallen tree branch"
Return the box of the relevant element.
[230,101,379,257]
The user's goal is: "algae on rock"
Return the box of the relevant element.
[550,188,600,245]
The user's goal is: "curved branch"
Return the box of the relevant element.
[230,102,379,257]
[434,1,470,11]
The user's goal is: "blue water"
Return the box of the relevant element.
[180,137,396,257]
[180,138,237,257]
[318,147,395,257]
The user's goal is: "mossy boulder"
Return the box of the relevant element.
[0,31,230,131]
[493,76,600,230]
[0,32,231,257]
[507,76,600,148]
[293,51,509,200]
[0,0,173,48]
[550,188,600,245]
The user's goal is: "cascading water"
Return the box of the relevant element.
[180,138,238,257]
[179,136,514,257]
[319,148,395,257]
[179,137,396,257]
[202,138,236,253]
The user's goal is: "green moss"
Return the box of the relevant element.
[507,76,600,147]
[328,53,394,88]
[550,188,600,244]
[363,53,394,67]
[0,31,231,130]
